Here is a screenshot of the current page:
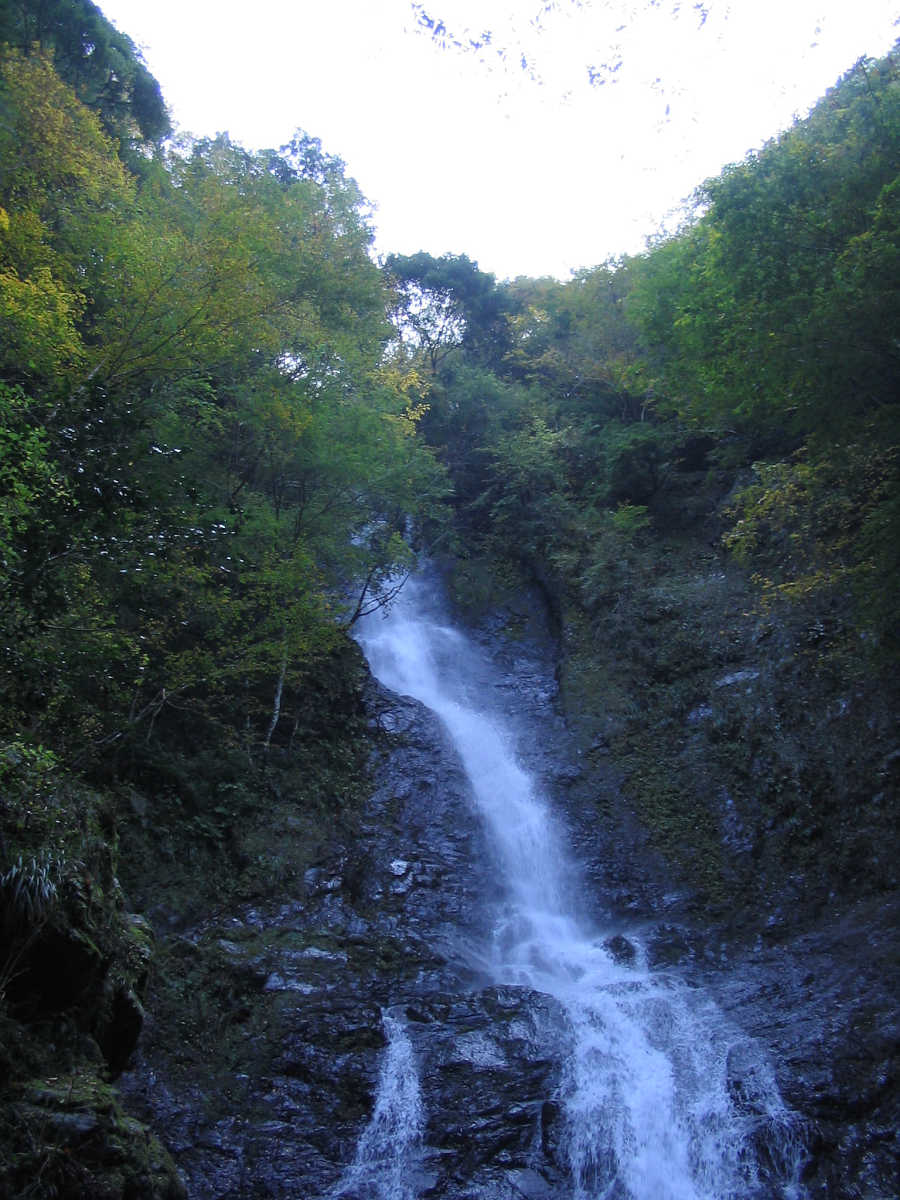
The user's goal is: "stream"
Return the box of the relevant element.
[342,570,806,1200]
[120,567,858,1200]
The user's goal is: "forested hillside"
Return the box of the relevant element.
[0,3,445,1193]
[1,1,897,1194]
[385,45,899,915]
[393,47,898,647]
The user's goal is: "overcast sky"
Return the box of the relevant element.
[99,0,898,280]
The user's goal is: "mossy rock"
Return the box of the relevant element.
[1,1072,185,1199]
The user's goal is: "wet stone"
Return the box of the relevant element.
[603,934,637,965]
[118,574,897,1199]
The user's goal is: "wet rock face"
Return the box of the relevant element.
[120,589,899,1199]
[398,987,572,1200]
[484,586,900,1198]
[120,683,576,1198]
[709,894,900,1200]
[116,611,695,1198]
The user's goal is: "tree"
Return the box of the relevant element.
[0,52,449,764]
[386,251,510,373]
[0,47,134,388]
[0,0,170,147]
[626,49,900,443]
[410,1,713,91]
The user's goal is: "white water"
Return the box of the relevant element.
[330,1010,424,1200]
[355,572,804,1199]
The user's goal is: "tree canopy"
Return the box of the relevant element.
[0,0,170,146]
[1,5,897,858]
[0,42,447,771]
[383,45,899,652]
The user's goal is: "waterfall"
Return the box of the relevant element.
[330,1010,424,1200]
[354,570,805,1199]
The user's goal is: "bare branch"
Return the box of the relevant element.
[345,568,410,628]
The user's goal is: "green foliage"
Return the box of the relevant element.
[609,502,651,540]
[0,853,60,930]
[627,50,900,441]
[723,441,899,647]
[0,740,114,919]
[599,420,665,504]
[0,0,170,146]
[481,410,576,561]
[553,502,652,613]
[0,47,134,388]
[0,45,417,1188]
[504,266,642,421]
[0,385,66,566]
[460,44,900,653]
[386,251,510,372]
[0,53,448,768]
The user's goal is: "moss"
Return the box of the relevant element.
[0,632,373,1196]
[0,1055,184,1199]
[118,745,369,927]
[103,653,377,1137]
[553,516,899,936]
[445,552,525,617]
[0,887,176,1194]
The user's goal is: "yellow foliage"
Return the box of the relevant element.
[0,49,133,212]
[724,443,897,628]
[0,267,84,376]
[0,50,134,382]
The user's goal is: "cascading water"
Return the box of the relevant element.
[330,1010,424,1200]
[354,570,805,1200]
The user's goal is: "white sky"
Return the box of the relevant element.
[98,0,898,281]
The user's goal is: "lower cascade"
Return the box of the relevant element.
[354,570,805,1200]
[331,1010,425,1200]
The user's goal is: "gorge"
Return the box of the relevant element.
[344,568,805,1198]
[116,563,896,1199]
[1,6,897,1197]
